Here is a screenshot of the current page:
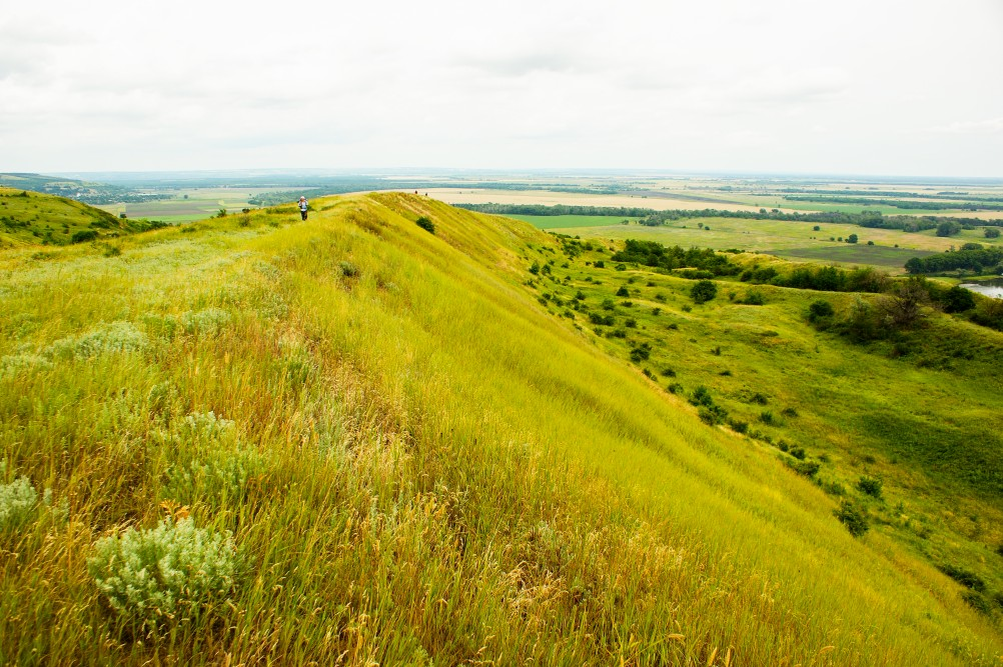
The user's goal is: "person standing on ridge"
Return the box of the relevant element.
[298,196,309,221]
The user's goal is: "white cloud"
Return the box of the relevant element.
[0,0,1001,175]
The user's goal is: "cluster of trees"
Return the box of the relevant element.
[637,208,987,233]
[610,239,737,275]
[741,264,889,293]
[904,247,1003,274]
[778,188,1003,203]
[782,196,1003,212]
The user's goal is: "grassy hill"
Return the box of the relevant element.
[0,188,165,247]
[1,194,1002,665]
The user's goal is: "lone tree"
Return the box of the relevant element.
[936,220,962,237]
[690,280,717,304]
[882,276,929,328]
[942,285,975,313]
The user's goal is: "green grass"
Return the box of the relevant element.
[0,188,141,247]
[0,195,1001,664]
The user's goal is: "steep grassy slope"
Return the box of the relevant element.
[524,233,1003,615]
[0,194,1001,665]
[0,188,160,247]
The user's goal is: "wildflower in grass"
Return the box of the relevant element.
[87,517,238,630]
[0,474,38,530]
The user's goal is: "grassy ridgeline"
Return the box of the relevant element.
[0,194,1000,665]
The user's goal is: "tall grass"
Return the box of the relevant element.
[0,195,1000,664]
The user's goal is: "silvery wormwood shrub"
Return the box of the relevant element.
[87,518,239,629]
[46,321,148,359]
[0,474,38,530]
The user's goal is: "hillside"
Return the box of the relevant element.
[1,193,1002,665]
[0,188,165,247]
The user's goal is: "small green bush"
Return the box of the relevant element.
[834,500,869,537]
[698,404,728,426]
[616,286,630,297]
[785,458,820,479]
[961,591,991,615]
[821,479,846,496]
[807,299,835,323]
[88,518,238,630]
[690,280,717,304]
[629,343,651,362]
[71,229,99,243]
[415,216,435,234]
[728,419,748,434]
[857,475,883,499]
[938,564,986,592]
[690,386,713,407]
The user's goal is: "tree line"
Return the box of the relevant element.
[905,247,1003,274]
[782,196,1003,212]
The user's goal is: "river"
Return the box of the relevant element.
[960,278,1003,299]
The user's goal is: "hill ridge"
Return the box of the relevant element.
[0,192,1000,664]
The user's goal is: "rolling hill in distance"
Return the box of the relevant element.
[2,187,1003,664]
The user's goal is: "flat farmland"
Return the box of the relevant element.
[425,188,794,213]
[95,187,277,223]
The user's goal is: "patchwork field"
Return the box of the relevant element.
[95,188,278,223]
[503,215,996,272]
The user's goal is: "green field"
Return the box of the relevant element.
[1,194,1002,664]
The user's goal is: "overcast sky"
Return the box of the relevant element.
[2,0,1002,177]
